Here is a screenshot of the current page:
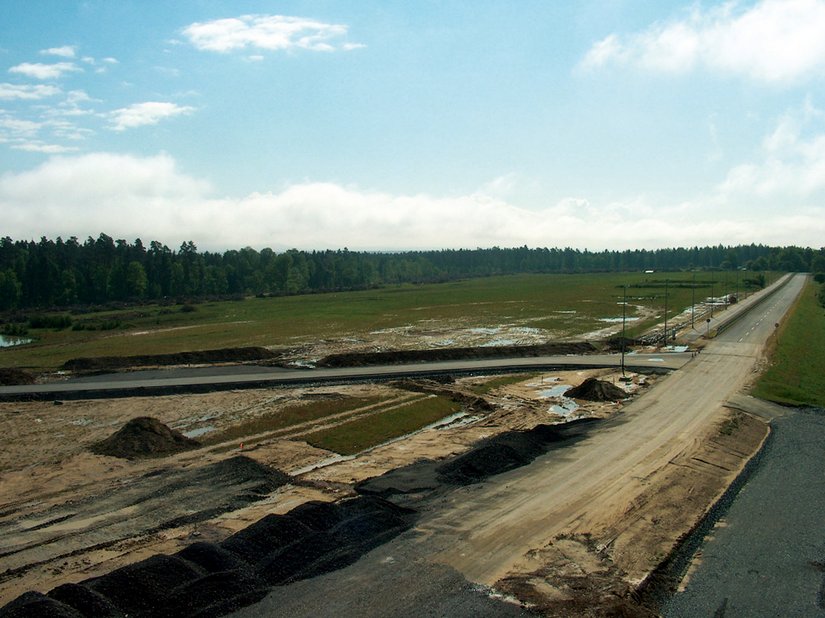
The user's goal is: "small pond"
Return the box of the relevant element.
[0,334,33,348]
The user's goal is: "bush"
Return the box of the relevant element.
[28,314,72,329]
[180,304,197,313]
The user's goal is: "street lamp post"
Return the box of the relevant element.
[663,278,669,347]
[621,285,627,377]
[691,270,696,328]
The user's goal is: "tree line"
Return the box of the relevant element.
[0,234,823,311]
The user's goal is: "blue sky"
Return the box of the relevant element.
[2,0,825,251]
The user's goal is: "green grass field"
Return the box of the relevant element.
[752,278,825,407]
[1,270,768,371]
[302,394,461,455]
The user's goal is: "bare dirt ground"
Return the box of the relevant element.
[0,365,648,606]
[0,280,784,615]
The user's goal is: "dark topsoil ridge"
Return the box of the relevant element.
[62,347,281,372]
[0,368,35,386]
[318,341,596,367]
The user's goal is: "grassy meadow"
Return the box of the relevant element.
[752,277,825,407]
[1,270,766,371]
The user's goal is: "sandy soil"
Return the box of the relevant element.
[0,366,641,605]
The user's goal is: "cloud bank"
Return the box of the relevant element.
[3,143,824,251]
[581,0,825,82]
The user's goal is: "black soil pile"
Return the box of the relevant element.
[62,346,280,372]
[437,420,598,485]
[357,418,600,497]
[0,368,36,386]
[317,341,596,368]
[0,496,416,618]
[565,377,627,402]
[89,416,200,459]
[391,378,494,413]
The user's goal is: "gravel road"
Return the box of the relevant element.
[662,406,825,617]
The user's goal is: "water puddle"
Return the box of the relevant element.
[182,425,216,439]
[0,334,33,348]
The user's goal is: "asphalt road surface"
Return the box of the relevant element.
[0,353,691,401]
[662,406,825,617]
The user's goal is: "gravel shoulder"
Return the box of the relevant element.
[663,406,825,617]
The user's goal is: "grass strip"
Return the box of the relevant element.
[303,395,462,455]
[202,396,383,445]
[752,278,825,407]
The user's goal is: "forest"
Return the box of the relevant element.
[0,234,823,311]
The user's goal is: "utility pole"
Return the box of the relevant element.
[663,278,669,347]
[691,270,696,328]
[621,285,627,377]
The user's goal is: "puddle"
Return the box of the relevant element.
[549,400,581,417]
[0,334,33,348]
[598,316,640,323]
[539,384,571,398]
[183,425,216,439]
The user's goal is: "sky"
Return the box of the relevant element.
[2,0,825,252]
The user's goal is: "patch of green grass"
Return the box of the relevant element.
[1,271,774,371]
[303,395,461,455]
[201,396,384,445]
[752,279,825,407]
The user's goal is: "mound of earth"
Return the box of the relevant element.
[62,346,281,372]
[0,496,416,618]
[565,377,627,402]
[317,342,596,368]
[0,368,35,386]
[90,416,200,459]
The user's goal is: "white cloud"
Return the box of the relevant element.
[182,14,362,53]
[719,101,825,198]
[2,152,824,251]
[40,45,77,58]
[580,0,825,82]
[107,102,196,131]
[9,62,81,80]
[0,83,61,100]
[12,141,78,154]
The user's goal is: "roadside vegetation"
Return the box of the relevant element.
[752,276,825,407]
[1,271,775,372]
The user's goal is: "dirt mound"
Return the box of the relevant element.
[89,416,200,459]
[357,419,601,496]
[565,377,627,402]
[62,346,280,372]
[437,421,597,486]
[0,368,36,386]
[317,341,596,368]
[1,496,416,617]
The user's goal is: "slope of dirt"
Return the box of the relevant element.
[0,456,292,585]
[317,341,596,367]
[564,377,627,402]
[0,496,415,618]
[89,417,200,459]
[62,347,281,372]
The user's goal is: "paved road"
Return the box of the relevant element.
[662,407,825,617]
[0,353,691,401]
